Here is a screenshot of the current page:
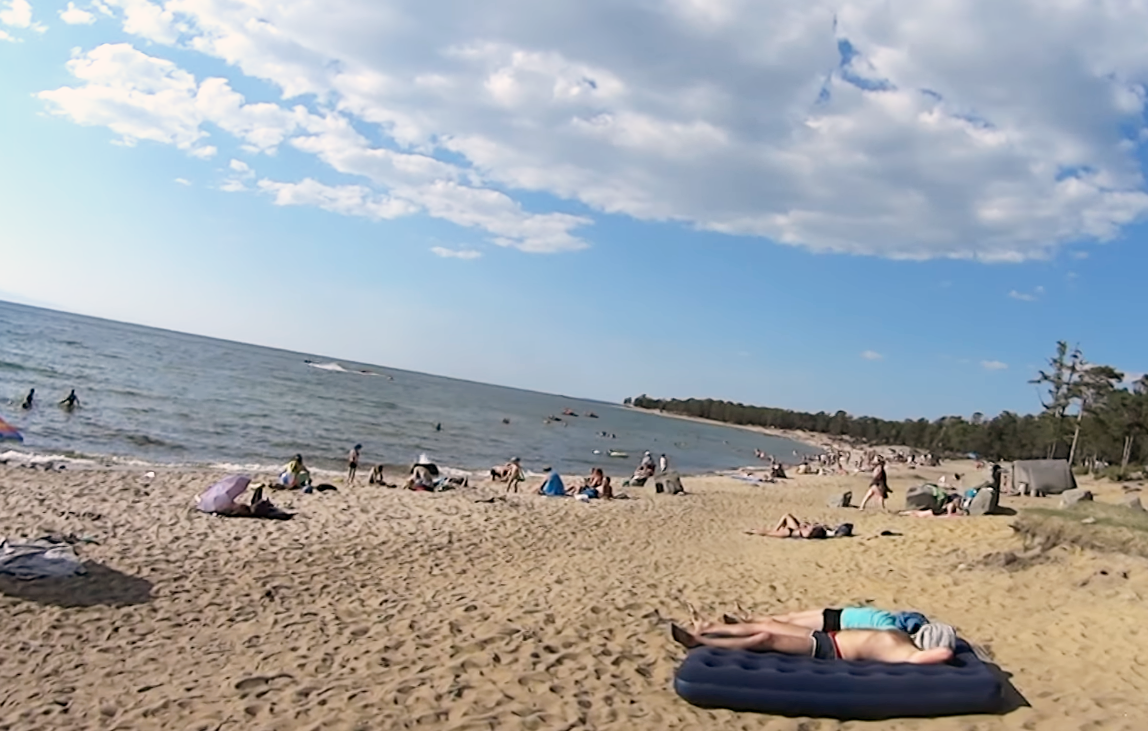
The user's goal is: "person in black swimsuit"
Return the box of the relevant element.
[59,389,80,410]
[859,456,890,510]
[21,389,34,410]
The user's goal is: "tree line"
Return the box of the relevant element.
[626,342,1148,473]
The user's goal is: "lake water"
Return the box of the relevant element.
[0,300,815,476]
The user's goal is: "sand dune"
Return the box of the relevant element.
[2,461,1147,730]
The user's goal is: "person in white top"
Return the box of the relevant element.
[347,444,362,484]
[659,454,669,473]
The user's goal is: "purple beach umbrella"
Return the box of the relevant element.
[197,474,251,513]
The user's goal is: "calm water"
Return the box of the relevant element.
[0,301,815,475]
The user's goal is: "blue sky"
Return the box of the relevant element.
[2,0,1147,420]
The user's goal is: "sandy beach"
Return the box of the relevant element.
[3,460,1147,731]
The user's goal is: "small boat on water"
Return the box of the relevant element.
[607,450,629,459]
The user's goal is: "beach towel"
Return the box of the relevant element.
[0,539,86,580]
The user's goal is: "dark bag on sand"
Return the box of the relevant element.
[828,491,852,508]
[905,484,941,512]
[833,523,854,537]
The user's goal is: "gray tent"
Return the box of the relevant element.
[1011,459,1076,496]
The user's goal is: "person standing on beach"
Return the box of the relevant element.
[659,453,669,473]
[21,389,34,410]
[347,444,362,484]
[859,456,890,510]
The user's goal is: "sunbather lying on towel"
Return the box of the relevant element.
[745,513,829,539]
[670,618,955,665]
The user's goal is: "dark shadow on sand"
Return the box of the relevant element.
[0,561,153,608]
[992,506,1019,516]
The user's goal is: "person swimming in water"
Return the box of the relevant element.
[435,423,442,432]
[59,389,80,410]
[21,389,34,410]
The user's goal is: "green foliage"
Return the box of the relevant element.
[629,343,1147,464]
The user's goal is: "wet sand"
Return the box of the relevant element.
[2,461,1146,730]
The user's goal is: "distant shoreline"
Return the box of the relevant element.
[627,405,851,454]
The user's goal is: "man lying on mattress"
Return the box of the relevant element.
[671,615,957,665]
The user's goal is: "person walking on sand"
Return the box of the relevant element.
[21,389,34,410]
[59,389,80,410]
[659,453,669,473]
[859,456,890,510]
[347,444,362,484]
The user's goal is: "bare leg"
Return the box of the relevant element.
[767,609,826,631]
[859,486,882,510]
[674,624,816,654]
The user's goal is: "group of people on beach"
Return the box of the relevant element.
[18,388,80,411]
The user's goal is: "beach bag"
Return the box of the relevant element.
[828,491,852,508]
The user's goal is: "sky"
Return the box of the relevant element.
[1,0,1147,420]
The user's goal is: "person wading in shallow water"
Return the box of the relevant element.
[59,389,80,410]
[21,389,34,410]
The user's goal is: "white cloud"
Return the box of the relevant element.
[1008,286,1043,301]
[1071,251,1090,259]
[0,28,13,42]
[0,0,32,27]
[860,350,883,361]
[981,360,1009,371]
[31,1,1148,259]
[173,176,190,185]
[228,158,252,176]
[60,3,96,24]
[431,246,482,260]
[257,178,418,220]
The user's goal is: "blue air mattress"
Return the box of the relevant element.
[674,641,1001,719]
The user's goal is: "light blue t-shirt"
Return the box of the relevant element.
[541,472,566,496]
[840,607,898,630]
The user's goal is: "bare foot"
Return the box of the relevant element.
[670,623,700,649]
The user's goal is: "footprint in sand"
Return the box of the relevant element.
[234,674,295,694]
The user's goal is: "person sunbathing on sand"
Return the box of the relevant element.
[746,513,829,539]
[213,486,277,517]
[670,618,954,664]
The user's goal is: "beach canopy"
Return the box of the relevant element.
[197,475,251,513]
[0,416,22,442]
[1012,459,1076,496]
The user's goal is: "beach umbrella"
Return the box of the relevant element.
[197,474,251,513]
[0,417,22,442]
